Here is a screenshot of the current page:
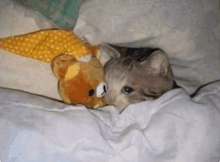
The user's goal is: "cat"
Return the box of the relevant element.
[103,45,176,112]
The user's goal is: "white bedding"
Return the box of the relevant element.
[0,82,220,161]
[0,0,220,161]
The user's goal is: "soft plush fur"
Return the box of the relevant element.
[52,54,107,109]
[104,46,174,112]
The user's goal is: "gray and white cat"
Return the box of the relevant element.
[103,45,175,112]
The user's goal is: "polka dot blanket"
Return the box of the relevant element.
[0,29,95,62]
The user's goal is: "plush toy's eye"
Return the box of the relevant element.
[122,86,134,95]
[88,89,95,96]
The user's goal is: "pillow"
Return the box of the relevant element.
[0,0,61,100]
[0,81,219,161]
[13,0,86,29]
[73,0,220,94]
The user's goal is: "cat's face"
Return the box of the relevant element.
[104,50,174,112]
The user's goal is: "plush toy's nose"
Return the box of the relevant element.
[96,82,107,98]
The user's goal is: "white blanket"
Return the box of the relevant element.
[0,81,220,161]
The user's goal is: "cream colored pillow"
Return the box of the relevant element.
[0,0,61,100]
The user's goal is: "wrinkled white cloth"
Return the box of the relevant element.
[0,81,220,161]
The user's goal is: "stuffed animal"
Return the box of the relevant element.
[0,29,107,109]
[0,29,100,62]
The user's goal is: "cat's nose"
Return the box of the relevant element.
[105,93,115,106]
[96,82,107,98]
[105,97,113,105]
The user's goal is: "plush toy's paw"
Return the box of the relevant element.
[51,54,107,108]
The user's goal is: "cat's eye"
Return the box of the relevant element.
[122,86,134,95]
[88,89,95,96]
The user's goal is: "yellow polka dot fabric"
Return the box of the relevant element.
[0,29,95,62]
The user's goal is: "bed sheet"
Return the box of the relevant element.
[0,81,220,161]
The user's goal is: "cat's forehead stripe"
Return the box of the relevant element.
[106,69,128,82]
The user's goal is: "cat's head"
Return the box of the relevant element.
[104,46,174,112]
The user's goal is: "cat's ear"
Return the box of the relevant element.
[99,44,121,65]
[139,50,171,77]
[99,44,121,58]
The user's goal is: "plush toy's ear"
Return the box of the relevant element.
[51,54,81,81]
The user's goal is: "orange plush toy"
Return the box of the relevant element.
[0,29,107,109]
